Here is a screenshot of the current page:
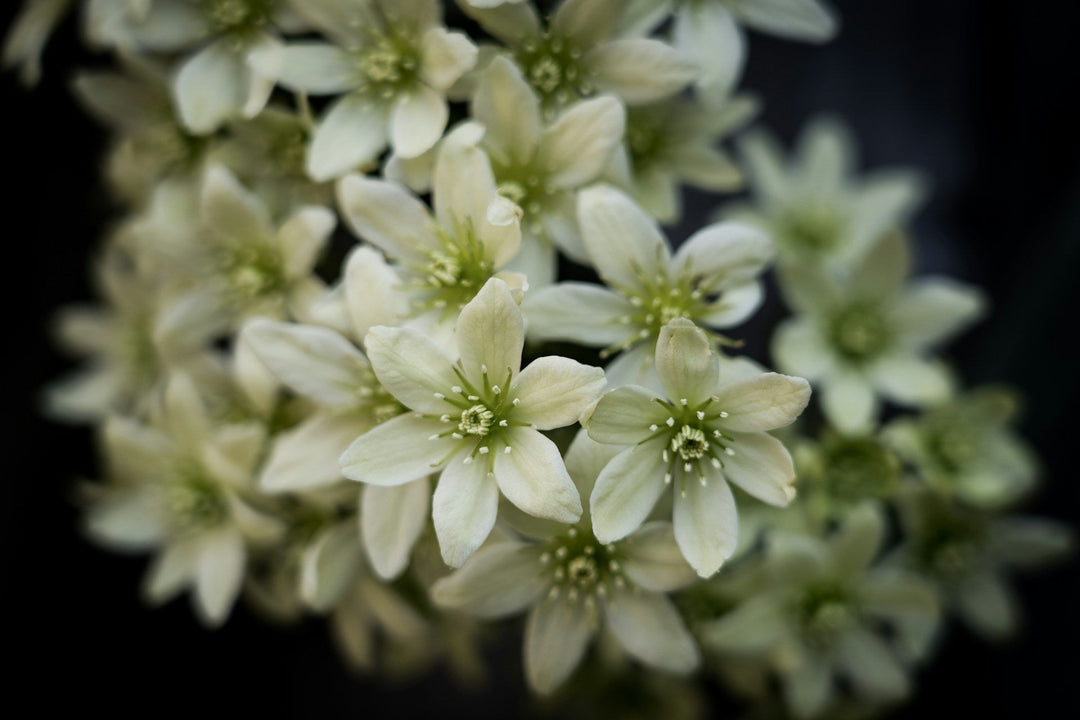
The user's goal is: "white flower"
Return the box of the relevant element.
[431,431,699,695]
[461,0,698,111]
[772,231,986,434]
[336,122,525,334]
[583,319,810,576]
[469,55,626,286]
[701,504,941,719]
[724,116,926,271]
[340,277,607,567]
[84,373,281,626]
[2,0,72,85]
[271,0,477,181]
[525,184,773,388]
[606,93,756,225]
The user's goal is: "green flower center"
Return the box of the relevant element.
[459,404,494,436]
[540,527,626,610]
[672,424,708,460]
[821,437,900,502]
[515,33,593,108]
[625,108,669,172]
[406,219,497,318]
[640,396,741,497]
[911,498,987,579]
[204,0,274,36]
[828,303,891,362]
[492,158,555,220]
[168,466,227,532]
[796,583,856,647]
[778,203,844,253]
[354,35,420,97]
[222,243,287,302]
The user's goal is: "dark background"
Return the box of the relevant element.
[4,0,1077,717]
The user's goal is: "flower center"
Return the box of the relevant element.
[168,466,227,532]
[459,404,494,436]
[779,203,844,253]
[820,436,900,503]
[828,303,891,362]
[351,31,420,98]
[642,396,737,495]
[796,583,855,647]
[204,0,273,36]
[408,220,496,317]
[515,33,592,108]
[540,527,627,611]
[672,424,708,460]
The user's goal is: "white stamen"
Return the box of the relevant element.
[666,417,675,427]
[478,446,489,455]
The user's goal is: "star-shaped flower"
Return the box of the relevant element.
[584,319,810,576]
[339,277,606,567]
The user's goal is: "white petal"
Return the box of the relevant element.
[344,246,408,339]
[830,503,886,577]
[340,413,456,486]
[602,341,661,391]
[892,279,987,348]
[275,42,358,93]
[279,206,335,279]
[300,521,363,612]
[144,536,198,605]
[432,121,498,231]
[605,587,699,672]
[390,84,448,159]
[260,411,369,492]
[307,95,388,181]
[821,371,877,435]
[471,55,541,164]
[524,597,594,695]
[835,629,910,700]
[672,0,744,99]
[540,95,626,189]
[241,319,370,408]
[583,385,666,445]
[714,373,811,433]
[736,0,838,42]
[673,222,774,289]
[954,568,1018,640]
[201,164,273,242]
[173,40,243,135]
[523,282,636,346]
[737,129,790,207]
[432,452,500,567]
[431,541,549,617]
[772,318,833,379]
[722,432,797,507]
[494,427,582,523]
[363,325,460,414]
[419,27,478,91]
[162,372,210,454]
[620,522,698,592]
[578,184,671,293]
[510,357,606,430]
[336,173,438,262]
[589,437,668,544]
[655,319,718,405]
[701,594,789,653]
[193,526,246,627]
[673,468,738,577]
[362,479,431,579]
[585,38,699,105]
[84,488,168,550]
[870,354,952,407]
[455,277,524,382]
[782,648,832,720]
[241,33,281,118]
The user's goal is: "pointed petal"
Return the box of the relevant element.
[344,246,408,339]
[655,318,718,405]
[307,95,389,181]
[821,371,877,435]
[300,521,363,612]
[578,184,671,293]
[455,277,524,382]
[782,647,833,719]
[524,597,594,695]
[585,38,699,105]
[432,452,500,567]
[583,385,666,445]
[772,317,834,379]
[471,55,541,164]
[523,282,636,346]
[955,568,1019,640]
[673,222,774,289]
[173,40,243,134]
[835,628,910,700]
[510,357,606,430]
[279,206,334,279]
[673,468,738,577]
[193,526,246,627]
[589,437,668,543]
[336,173,438,262]
[737,0,838,42]
[672,0,744,99]
[363,325,459,413]
[701,594,789,653]
[419,27,477,91]
[390,84,448,159]
[201,164,273,241]
[84,487,168,550]
[605,587,699,672]
[275,42,358,93]
[340,413,456,486]
[722,432,798,507]
[431,541,549,617]
[260,412,369,492]
[870,354,952,407]
[362,479,431,579]
[620,522,698,592]
[892,279,986,348]
[494,428,582,523]
[714,373,811,433]
[540,95,626,189]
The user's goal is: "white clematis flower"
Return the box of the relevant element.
[273,0,477,181]
[340,277,607,567]
[772,231,985,434]
[526,184,774,389]
[431,431,700,695]
[584,319,810,577]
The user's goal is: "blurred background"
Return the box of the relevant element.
[4,0,1077,717]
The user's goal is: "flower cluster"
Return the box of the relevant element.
[12,0,1070,717]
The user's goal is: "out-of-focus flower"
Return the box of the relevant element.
[2,0,72,85]
[584,319,810,576]
[432,431,700,694]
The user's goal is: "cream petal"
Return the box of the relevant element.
[509,357,606,430]
[604,587,699,672]
[275,42,358,93]
[585,38,699,105]
[365,324,461,414]
[432,121,497,231]
[390,84,448,159]
[455,278,524,382]
[562,430,621,513]
[201,164,273,242]
[700,594,789,653]
[670,145,742,189]
[307,95,389,181]
[713,372,811,433]
[655,319,719,405]
[241,319,370,408]
[845,171,927,263]
[173,40,243,135]
[460,1,541,44]
[432,452,500,567]
[870,354,952,407]
[821,371,877,435]
[523,282,636,346]
[796,116,855,192]
[602,341,661,391]
[829,502,886,578]
[835,629,910,700]
[672,0,744,99]
[771,318,834,379]
[279,206,335,279]
[162,372,210,455]
[419,27,477,91]
[524,596,594,695]
[241,33,281,119]
[193,526,245,627]
[673,467,738,577]
[84,487,168,550]
[954,568,1018,640]
[260,412,370,492]
[620,522,698,592]
[494,427,582,523]
[340,413,457,486]
[343,246,408,339]
[589,436,668,544]
[362,479,431,579]
[737,130,790,207]
[721,432,798,507]
[336,173,439,262]
[540,95,626,189]
[431,541,549,617]
[782,647,833,720]
[471,55,541,164]
[891,279,987,348]
[737,0,838,42]
[582,384,666,445]
[144,535,198,605]
[300,521,363,612]
[578,184,671,293]
[673,222,774,289]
